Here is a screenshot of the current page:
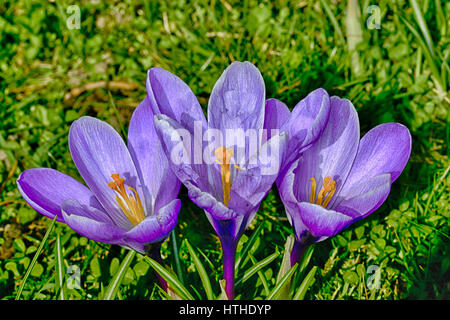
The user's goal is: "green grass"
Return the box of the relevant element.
[0,0,448,300]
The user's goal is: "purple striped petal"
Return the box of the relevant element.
[292,96,360,208]
[61,199,127,243]
[208,61,265,133]
[124,199,181,243]
[229,132,287,210]
[342,122,412,189]
[284,88,330,153]
[69,116,141,229]
[17,168,104,222]
[263,98,290,142]
[154,114,234,221]
[334,173,391,219]
[185,181,235,220]
[276,159,308,238]
[153,114,210,192]
[147,67,207,132]
[297,202,353,238]
[128,98,181,213]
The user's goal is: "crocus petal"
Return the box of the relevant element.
[297,202,353,238]
[128,98,181,213]
[276,158,308,236]
[185,181,235,220]
[280,88,331,172]
[263,98,290,142]
[292,96,360,208]
[153,115,235,220]
[153,114,210,192]
[208,61,265,133]
[229,132,287,211]
[124,199,181,243]
[62,199,127,243]
[121,243,146,254]
[17,168,103,222]
[147,67,207,132]
[206,210,254,242]
[334,173,391,219]
[341,122,412,189]
[285,88,330,149]
[69,116,141,229]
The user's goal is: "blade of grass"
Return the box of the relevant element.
[434,0,446,36]
[292,266,317,300]
[108,91,128,139]
[298,245,315,274]
[185,240,214,300]
[319,0,345,45]
[275,235,294,285]
[144,256,195,300]
[292,245,315,289]
[346,0,363,76]
[423,164,450,217]
[266,263,298,300]
[15,217,57,300]
[410,0,435,56]
[248,254,270,296]
[235,220,264,271]
[171,229,184,284]
[197,247,216,272]
[103,250,136,300]
[54,0,83,56]
[55,231,65,300]
[218,280,228,300]
[401,16,445,94]
[236,249,279,285]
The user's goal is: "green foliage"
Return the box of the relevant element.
[0,0,448,300]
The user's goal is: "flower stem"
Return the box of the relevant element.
[290,233,314,267]
[220,237,237,300]
[146,244,168,292]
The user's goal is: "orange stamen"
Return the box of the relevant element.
[214,146,240,207]
[309,176,337,208]
[108,174,146,226]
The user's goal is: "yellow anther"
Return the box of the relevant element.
[108,174,145,226]
[310,177,317,203]
[309,176,337,209]
[214,146,240,207]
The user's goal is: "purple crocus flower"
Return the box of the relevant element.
[17,99,181,262]
[145,61,329,299]
[276,93,412,266]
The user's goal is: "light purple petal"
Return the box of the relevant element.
[229,131,287,211]
[62,199,127,243]
[208,61,265,133]
[280,88,331,173]
[342,122,412,189]
[147,67,207,132]
[153,114,210,192]
[121,243,146,254]
[124,199,181,243]
[153,115,237,222]
[292,96,360,208]
[128,98,181,213]
[297,202,353,238]
[284,88,330,149]
[263,98,290,142]
[69,116,140,229]
[17,168,104,222]
[334,173,391,219]
[276,159,308,238]
[185,181,235,220]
